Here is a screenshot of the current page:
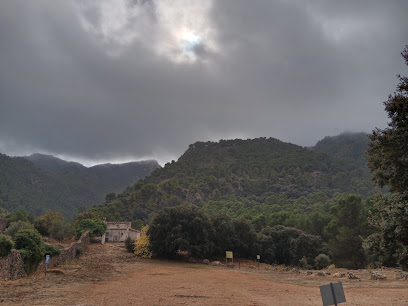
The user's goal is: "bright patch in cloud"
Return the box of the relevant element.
[75,0,218,63]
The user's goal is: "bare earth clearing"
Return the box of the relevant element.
[1,243,408,305]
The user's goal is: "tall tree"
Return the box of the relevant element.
[365,45,408,269]
[326,194,367,269]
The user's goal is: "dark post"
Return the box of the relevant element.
[330,282,337,306]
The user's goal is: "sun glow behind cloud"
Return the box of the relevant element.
[75,0,217,63]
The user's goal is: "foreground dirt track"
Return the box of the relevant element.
[1,243,408,305]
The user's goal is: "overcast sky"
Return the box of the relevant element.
[1,1,407,166]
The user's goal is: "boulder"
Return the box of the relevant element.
[211,261,221,266]
[396,272,408,280]
[347,271,360,279]
[203,259,209,265]
[370,271,387,280]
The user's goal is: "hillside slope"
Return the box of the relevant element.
[311,132,369,167]
[91,136,375,224]
[0,153,160,217]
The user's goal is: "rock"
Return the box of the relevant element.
[333,272,346,278]
[211,261,221,266]
[306,270,313,275]
[396,272,408,280]
[315,271,326,277]
[188,258,197,263]
[203,259,209,265]
[227,263,235,268]
[370,271,387,280]
[291,267,300,273]
[271,266,277,271]
[347,271,360,279]
[325,272,331,275]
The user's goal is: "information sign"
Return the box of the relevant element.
[226,251,233,259]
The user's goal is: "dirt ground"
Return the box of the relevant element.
[1,243,408,305]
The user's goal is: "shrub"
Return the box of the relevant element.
[134,225,152,258]
[42,243,61,257]
[75,247,83,257]
[0,234,14,257]
[14,229,44,273]
[299,256,312,269]
[125,237,135,252]
[75,218,107,238]
[315,254,331,270]
[5,221,35,239]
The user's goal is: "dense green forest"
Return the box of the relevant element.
[92,134,375,228]
[0,153,160,217]
[85,132,382,268]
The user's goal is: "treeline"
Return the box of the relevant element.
[90,135,375,231]
[138,194,374,269]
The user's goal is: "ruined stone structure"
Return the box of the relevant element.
[102,221,140,244]
[38,230,90,270]
[0,250,27,281]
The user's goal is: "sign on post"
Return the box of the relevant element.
[256,255,260,269]
[226,251,233,264]
[45,254,50,276]
[320,282,346,306]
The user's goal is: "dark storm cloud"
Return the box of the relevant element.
[0,0,407,165]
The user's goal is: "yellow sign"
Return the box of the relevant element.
[226,251,233,259]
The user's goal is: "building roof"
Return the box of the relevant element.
[106,221,131,231]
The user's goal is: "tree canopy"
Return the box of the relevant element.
[365,45,408,270]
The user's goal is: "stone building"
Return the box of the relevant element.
[101,221,140,244]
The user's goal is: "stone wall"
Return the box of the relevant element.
[38,231,90,270]
[0,249,27,281]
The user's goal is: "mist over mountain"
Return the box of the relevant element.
[311,132,369,167]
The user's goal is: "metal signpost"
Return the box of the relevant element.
[45,254,50,276]
[319,282,346,306]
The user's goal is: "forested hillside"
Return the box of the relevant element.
[0,153,160,217]
[311,132,369,167]
[92,136,375,229]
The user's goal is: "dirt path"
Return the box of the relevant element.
[1,243,407,305]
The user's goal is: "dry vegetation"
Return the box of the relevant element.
[1,243,408,305]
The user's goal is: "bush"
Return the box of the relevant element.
[75,218,107,238]
[42,243,61,257]
[14,229,44,273]
[125,237,135,252]
[75,247,83,257]
[299,256,312,269]
[134,225,152,258]
[315,253,331,270]
[0,234,14,257]
[5,221,35,239]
